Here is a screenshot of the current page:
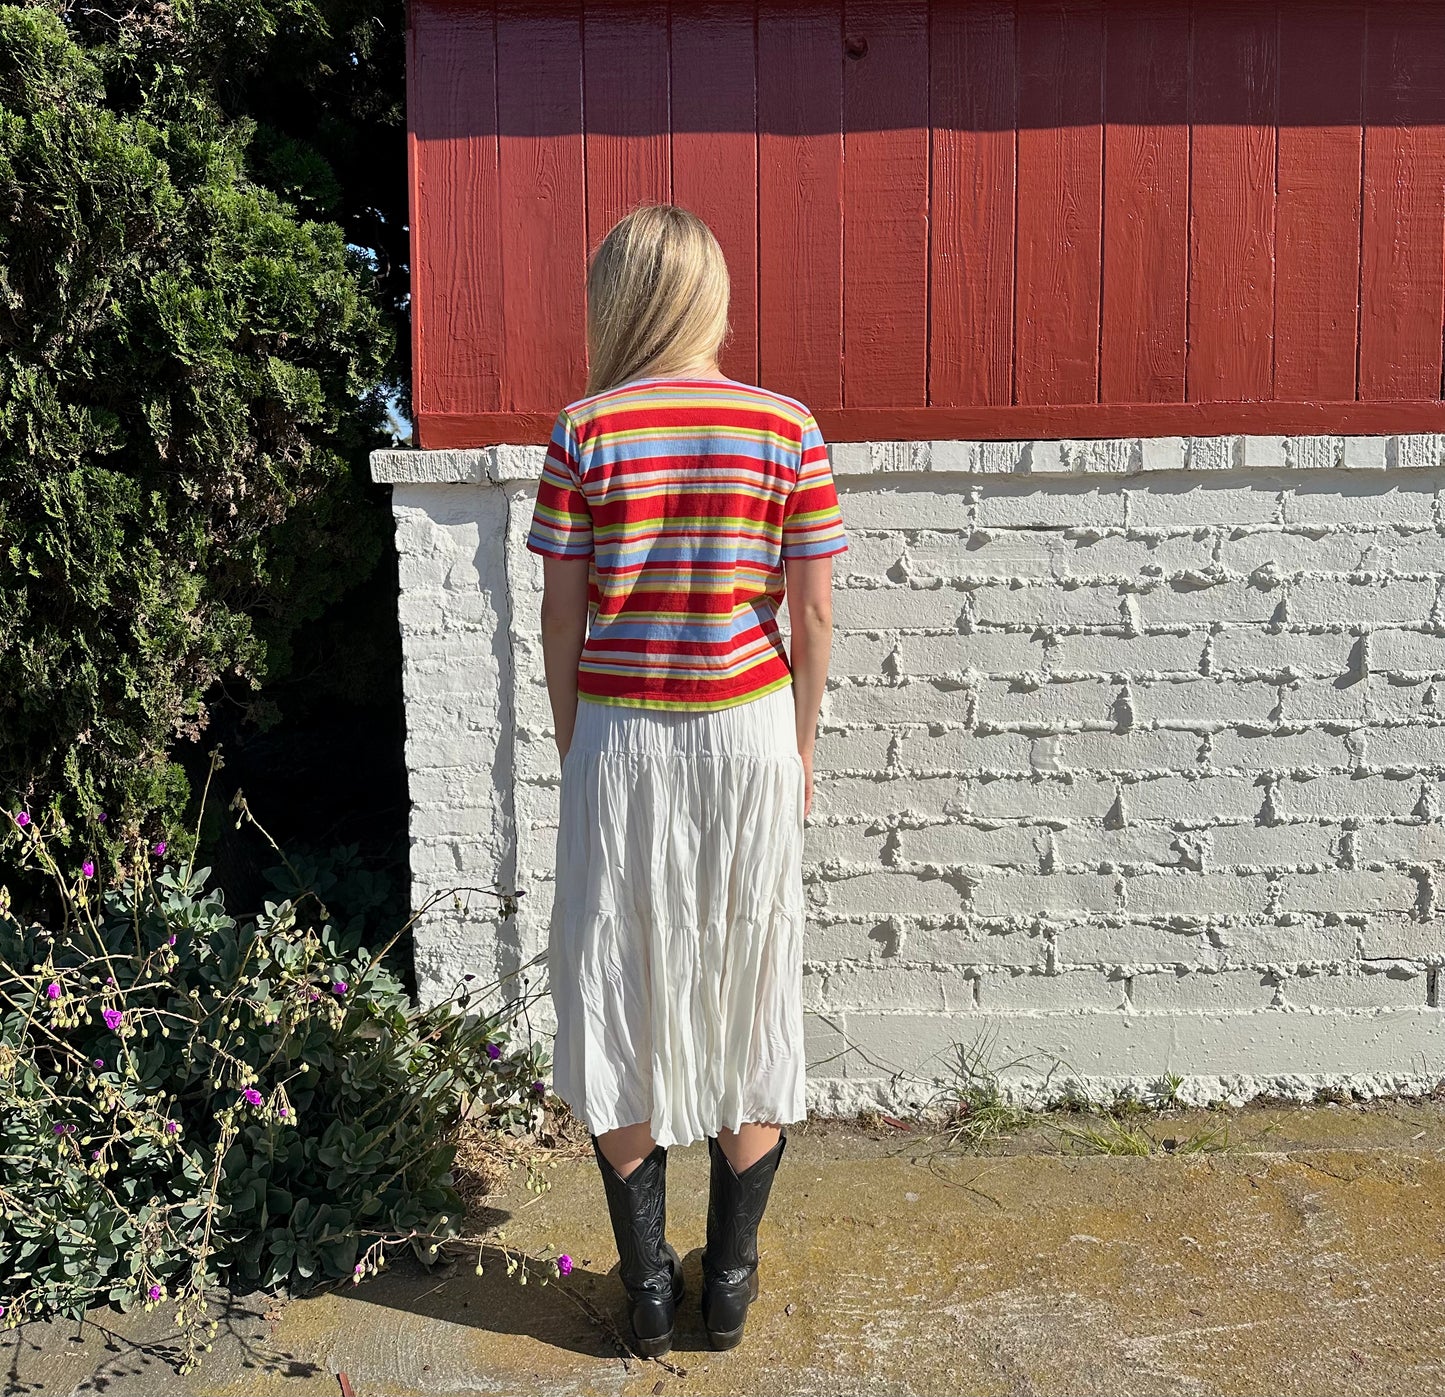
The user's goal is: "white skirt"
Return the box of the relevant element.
[547,682,808,1149]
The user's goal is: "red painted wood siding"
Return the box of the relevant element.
[407,0,1445,446]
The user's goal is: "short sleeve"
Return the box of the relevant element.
[525,408,593,560]
[780,413,848,560]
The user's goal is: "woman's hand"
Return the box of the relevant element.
[800,747,814,820]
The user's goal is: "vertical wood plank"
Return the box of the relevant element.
[583,1,671,252]
[497,0,589,410]
[409,0,504,425]
[758,0,844,407]
[1015,0,1105,406]
[1359,1,1445,401]
[1100,0,1189,403]
[1275,0,1365,401]
[671,1,760,385]
[842,0,929,407]
[929,0,1016,408]
[1188,0,1278,402]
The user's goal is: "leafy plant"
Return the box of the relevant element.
[0,753,547,1369]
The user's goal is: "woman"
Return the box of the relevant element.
[524,204,847,1356]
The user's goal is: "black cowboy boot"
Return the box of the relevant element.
[700,1132,787,1350]
[591,1137,685,1358]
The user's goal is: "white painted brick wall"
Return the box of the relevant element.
[372,436,1445,1110]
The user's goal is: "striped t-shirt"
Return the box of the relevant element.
[524,377,849,712]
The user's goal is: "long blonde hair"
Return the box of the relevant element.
[584,204,731,397]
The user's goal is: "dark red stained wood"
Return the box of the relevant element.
[757,1,844,407]
[1100,1,1189,403]
[1359,2,1445,401]
[670,2,760,385]
[1014,0,1105,406]
[496,1,589,412]
[929,1,1015,408]
[408,0,504,418]
[841,0,929,408]
[1275,1,1365,401]
[583,1,671,252]
[1188,0,1279,402]
[426,397,1445,450]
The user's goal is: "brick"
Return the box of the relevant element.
[1277,966,1427,1009]
[1278,676,1371,723]
[841,486,974,529]
[908,531,1058,579]
[1365,725,1445,769]
[1129,968,1278,1013]
[1285,479,1436,526]
[833,584,965,631]
[977,677,1118,727]
[1215,921,1360,965]
[1217,530,1371,577]
[1136,579,1280,626]
[1054,921,1214,967]
[1207,821,1340,869]
[1277,869,1421,914]
[808,775,921,821]
[1049,631,1207,676]
[1211,629,1357,676]
[1368,678,1442,727]
[1353,820,1445,864]
[1125,773,1264,822]
[1375,530,1445,574]
[824,681,973,726]
[974,582,1127,628]
[895,630,1049,676]
[963,774,1119,822]
[1371,629,1445,672]
[829,631,899,675]
[1126,481,1283,528]
[823,965,973,1012]
[1125,871,1272,918]
[1274,772,1422,820]
[1130,677,1281,726]
[895,822,1041,868]
[897,728,1037,773]
[806,915,903,962]
[977,481,1127,528]
[1063,729,1205,772]
[803,822,891,866]
[1357,913,1445,960]
[814,727,895,772]
[1289,577,1438,626]
[841,1011,981,1081]
[1054,532,1215,580]
[1208,727,1351,771]
[821,869,968,918]
[976,968,1126,1012]
[905,921,1049,968]
[971,871,1118,916]
[1053,824,1197,868]
[833,533,907,577]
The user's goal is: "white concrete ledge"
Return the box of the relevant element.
[371,433,1445,485]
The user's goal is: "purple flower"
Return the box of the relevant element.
[486,1043,501,1061]
[557,1253,574,1277]
[164,1120,178,1134]
[14,811,29,827]
[102,1008,123,1032]
[278,1106,288,1118]
[332,981,348,996]
[153,840,166,856]
[91,1149,102,1160]
[168,935,176,946]
[45,982,60,1000]
[93,1058,105,1070]
[53,1123,66,1136]
[532,1080,546,1095]
[82,859,94,879]
[98,811,107,822]
[148,1284,161,1301]
[243,1088,263,1107]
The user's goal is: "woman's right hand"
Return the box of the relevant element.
[800,747,814,820]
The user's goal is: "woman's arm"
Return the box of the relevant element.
[784,554,836,819]
[539,555,592,759]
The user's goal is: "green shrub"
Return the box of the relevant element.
[0,761,547,1366]
[0,4,394,872]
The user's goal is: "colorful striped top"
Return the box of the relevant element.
[524,376,849,711]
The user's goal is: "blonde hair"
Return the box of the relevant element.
[584,204,731,397]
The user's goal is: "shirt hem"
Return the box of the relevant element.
[576,673,794,713]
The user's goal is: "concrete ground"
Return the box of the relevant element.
[11,1102,1445,1397]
